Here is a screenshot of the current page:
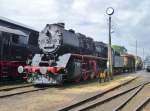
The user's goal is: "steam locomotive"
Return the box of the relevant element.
[18,23,135,85]
[0,17,40,81]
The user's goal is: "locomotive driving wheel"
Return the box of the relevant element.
[90,72,95,79]
[82,72,89,81]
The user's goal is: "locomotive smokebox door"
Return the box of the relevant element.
[38,25,62,53]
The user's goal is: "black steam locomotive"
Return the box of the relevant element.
[0,17,40,80]
[17,22,137,85]
[18,23,108,84]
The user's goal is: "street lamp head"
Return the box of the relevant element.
[106,7,114,15]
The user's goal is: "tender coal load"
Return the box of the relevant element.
[94,41,108,57]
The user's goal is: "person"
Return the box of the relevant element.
[104,68,110,82]
[99,70,105,83]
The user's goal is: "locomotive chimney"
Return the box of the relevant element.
[68,29,75,33]
[55,23,65,28]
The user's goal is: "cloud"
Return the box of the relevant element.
[0,0,150,57]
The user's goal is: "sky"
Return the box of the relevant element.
[0,0,149,58]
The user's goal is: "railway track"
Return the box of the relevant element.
[134,97,150,111]
[0,84,33,91]
[0,76,137,100]
[0,85,49,98]
[59,77,150,111]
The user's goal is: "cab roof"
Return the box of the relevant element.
[0,16,39,32]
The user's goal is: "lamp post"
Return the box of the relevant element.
[106,7,114,80]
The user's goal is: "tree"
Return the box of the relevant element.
[112,45,127,55]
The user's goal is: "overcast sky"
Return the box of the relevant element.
[0,0,150,58]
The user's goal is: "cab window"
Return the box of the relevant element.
[12,34,19,44]
[19,35,28,44]
[12,34,28,45]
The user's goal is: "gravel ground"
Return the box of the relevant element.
[143,101,150,111]
[90,87,140,111]
[120,83,150,111]
[89,71,150,111]
[69,77,145,111]
[0,73,139,111]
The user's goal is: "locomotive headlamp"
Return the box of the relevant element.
[40,68,47,74]
[18,66,24,73]
[106,7,114,15]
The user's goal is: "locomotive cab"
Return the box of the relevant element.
[0,26,29,79]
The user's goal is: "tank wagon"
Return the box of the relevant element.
[18,23,108,85]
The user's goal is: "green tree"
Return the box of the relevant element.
[112,45,127,55]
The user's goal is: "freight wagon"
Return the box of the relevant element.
[122,54,135,72]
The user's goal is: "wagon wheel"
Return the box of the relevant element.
[82,72,89,81]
